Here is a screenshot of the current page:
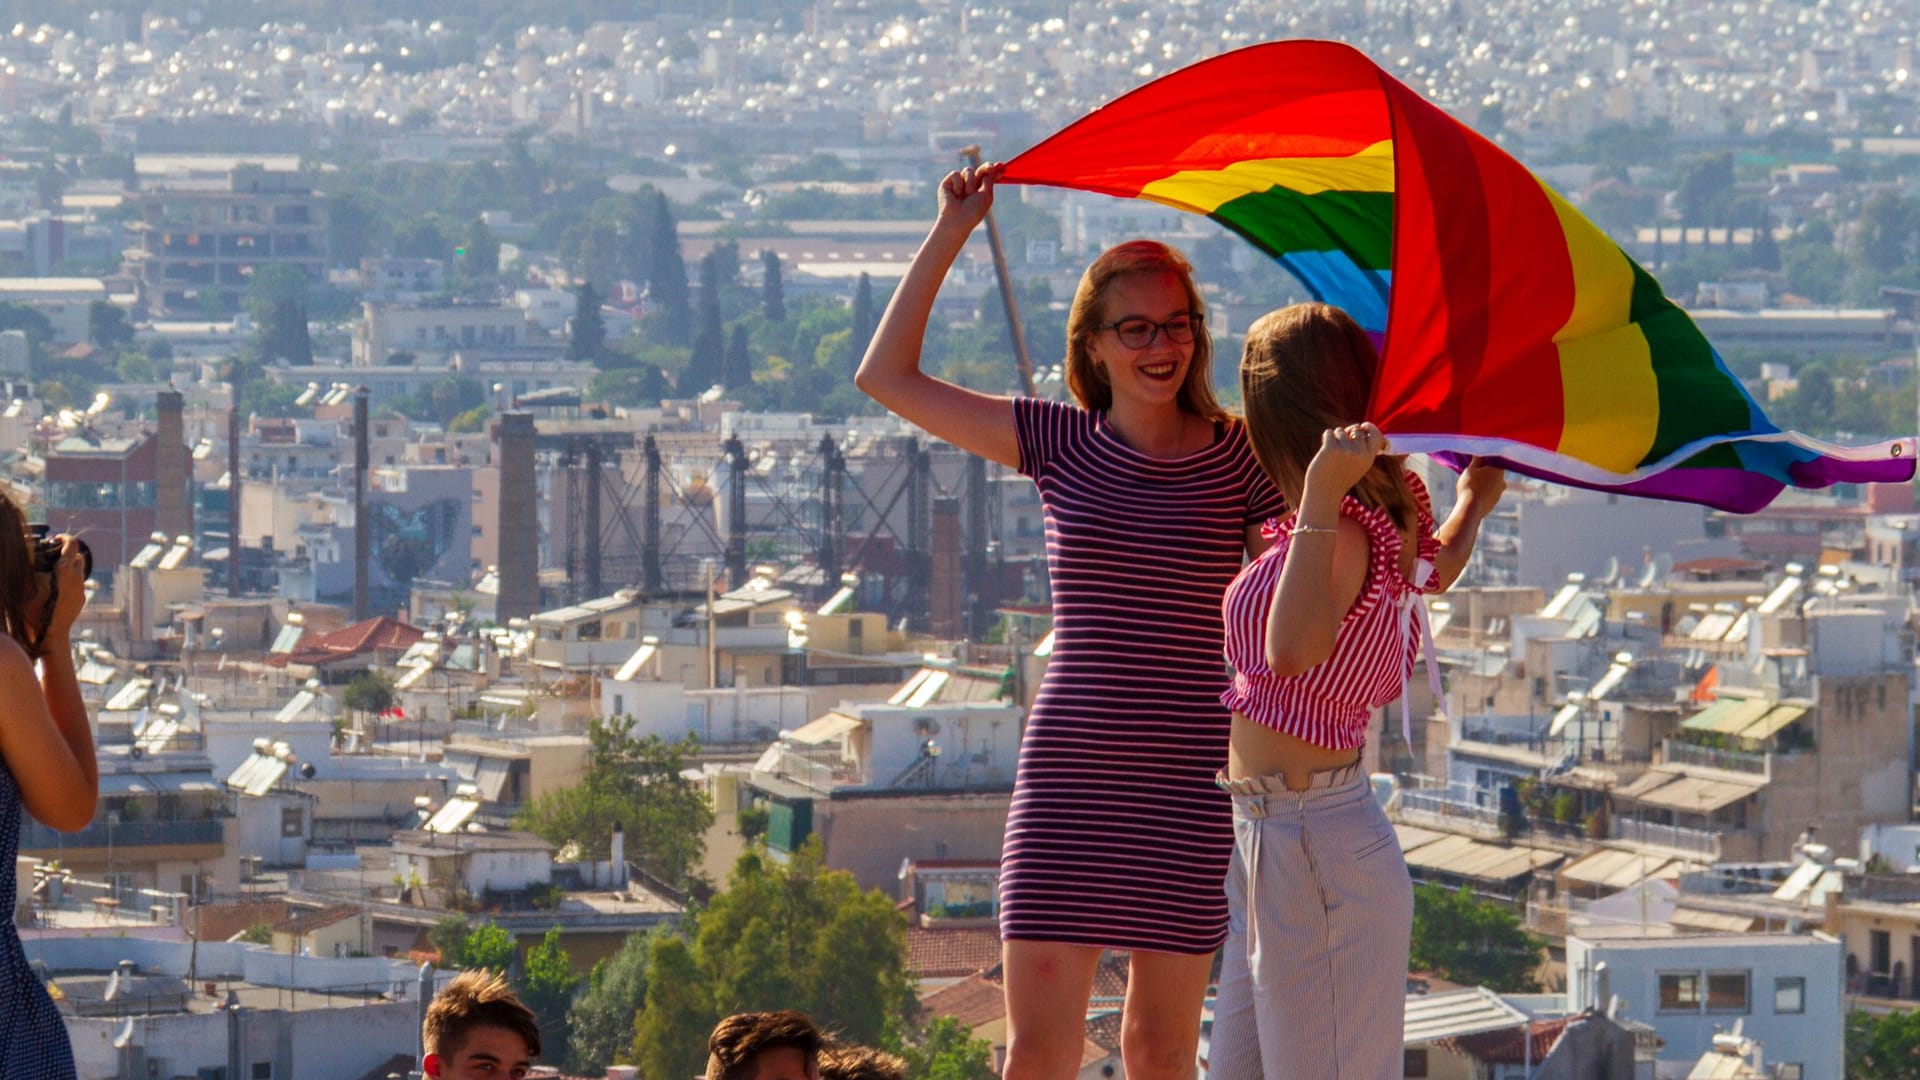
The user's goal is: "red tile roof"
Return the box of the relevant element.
[1439,1015,1574,1064]
[275,615,424,668]
[907,926,1002,979]
[274,904,361,936]
[919,966,1006,1029]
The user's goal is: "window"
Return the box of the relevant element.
[1775,976,1805,1014]
[1871,929,1892,973]
[612,694,624,717]
[1706,972,1749,1013]
[1403,1049,1428,1078]
[1659,972,1701,1012]
[280,807,303,837]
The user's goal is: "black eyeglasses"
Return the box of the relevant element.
[1097,312,1203,350]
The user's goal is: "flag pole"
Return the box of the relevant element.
[960,146,1037,398]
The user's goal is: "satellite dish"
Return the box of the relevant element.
[112,1017,134,1049]
[104,968,122,1002]
[1599,556,1619,585]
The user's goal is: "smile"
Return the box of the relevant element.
[1140,362,1179,379]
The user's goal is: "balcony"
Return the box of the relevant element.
[1662,739,1769,778]
[1610,815,1722,860]
[19,818,224,852]
[1396,787,1504,839]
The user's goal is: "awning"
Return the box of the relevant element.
[1737,705,1808,742]
[1615,769,1678,800]
[1681,697,1771,734]
[786,712,863,746]
[1632,775,1762,814]
[1669,908,1757,934]
[1561,849,1676,891]
[1394,824,1446,854]
[1402,835,1562,884]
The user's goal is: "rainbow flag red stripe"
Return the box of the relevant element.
[1000,40,1914,512]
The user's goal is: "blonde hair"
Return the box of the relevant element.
[1240,303,1416,532]
[1063,240,1227,421]
[421,969,541,1061]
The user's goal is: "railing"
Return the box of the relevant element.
[19,818,224,851]
[1396,789,1504,838]
[1611,815,1722,860]
[1663,739,1769,778]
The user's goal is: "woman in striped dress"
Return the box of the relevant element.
[1210,304,1504,1078]
[857,164,1282,1080]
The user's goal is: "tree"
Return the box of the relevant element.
[567,930,654,1075]
[88,301,134,351]
[644,192,692,344]
[328,191,385,266]
[588,365,672,408]
[514,718,713,885]
[453,921,517,973]
[900,1016,997,1080]
[456,217,501,288]
[246,265,313,365]
[517,927,581,1066]
[848,273,875,372]
[429,914,470,966]
[569,282,606,364]
[0,302,54,370]
[1409,884,1544,992]
[1676,152,1735,228]
[342,670,395,719]
[723,324,752,391]
[761,249,786,322]
[1847,1009,1920,1079]
[1851,192,1919,276]
[630,935,710,1080]
[684,253,726,394]
[694,842,911,1045]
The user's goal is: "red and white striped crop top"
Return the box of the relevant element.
[1219,471,1442,751]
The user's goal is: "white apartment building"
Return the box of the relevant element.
[1566,930,1843,1079]
[351,300,529,366]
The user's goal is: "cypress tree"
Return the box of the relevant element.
[761,249,785,322]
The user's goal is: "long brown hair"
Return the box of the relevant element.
[1063,240,1228,421]
[1240,303,1416,532]
[0,490,38,656]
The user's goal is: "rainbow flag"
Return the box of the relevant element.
[999,40,1915,513]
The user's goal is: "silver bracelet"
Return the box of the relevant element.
[1290,524,1338,537]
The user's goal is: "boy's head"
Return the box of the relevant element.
[818,1045,907,1080]
[706,1010,826,1080]
[421,969,540,1080]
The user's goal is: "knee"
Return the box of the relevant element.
[1120,1020,1199,1079]
[1003,1031,1086,1080]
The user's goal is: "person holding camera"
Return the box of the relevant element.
[0,491,94,1080]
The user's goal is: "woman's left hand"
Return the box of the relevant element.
[1456,459,1507,513]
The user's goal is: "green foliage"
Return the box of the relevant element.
[900,1016,997,1080]
[429,913,470,967]
[723,324,753,391]
[517,927,581,1066]
[1847,1009,1920,1079]
[588,365,672,408]
[760,249,786,322]
[88,301,134,351]
[566,929,655,1075]
[393,375,488,427]
[695,841,912,1045]
[246,265,313,365]
[115,352,159,385]
[1409,884,1545,992]
[449,921,517,973]
[630,935,710,1080]
[447,404,492,434]
[240,922,274,945]
[342,670,396,717]
[238,378,306,420]
[513,718,713,885]
[568,282,606,364]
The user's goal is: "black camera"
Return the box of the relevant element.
[29,525,92,581]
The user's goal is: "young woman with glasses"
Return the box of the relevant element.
[0,491,95,1080]
[857,164,1282,1080]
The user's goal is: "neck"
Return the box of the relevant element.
[1105,397,1194,457]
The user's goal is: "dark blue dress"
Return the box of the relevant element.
[1,757,77,1079]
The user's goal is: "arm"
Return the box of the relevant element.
[854,165,1020,469]
[1431,462,1506,591]
[1262,425,1383,676]
[0,541,97,831]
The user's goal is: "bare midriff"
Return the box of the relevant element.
[1228,713,1361,791]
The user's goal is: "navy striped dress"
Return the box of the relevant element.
[1000,397,1284,954]
[1,756,79,1080]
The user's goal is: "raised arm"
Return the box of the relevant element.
[0,539,97,831]
[1431,461,1506,591]
[855,165,1020,469]
[1262,426,1380,677]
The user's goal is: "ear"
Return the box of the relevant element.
[422,1053,443,1079]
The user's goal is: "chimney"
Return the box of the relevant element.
[353,387,370,621]
[495,413,538,622]
[153,389,191,541]
[226,400,240,595]
[929,496,962,639]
